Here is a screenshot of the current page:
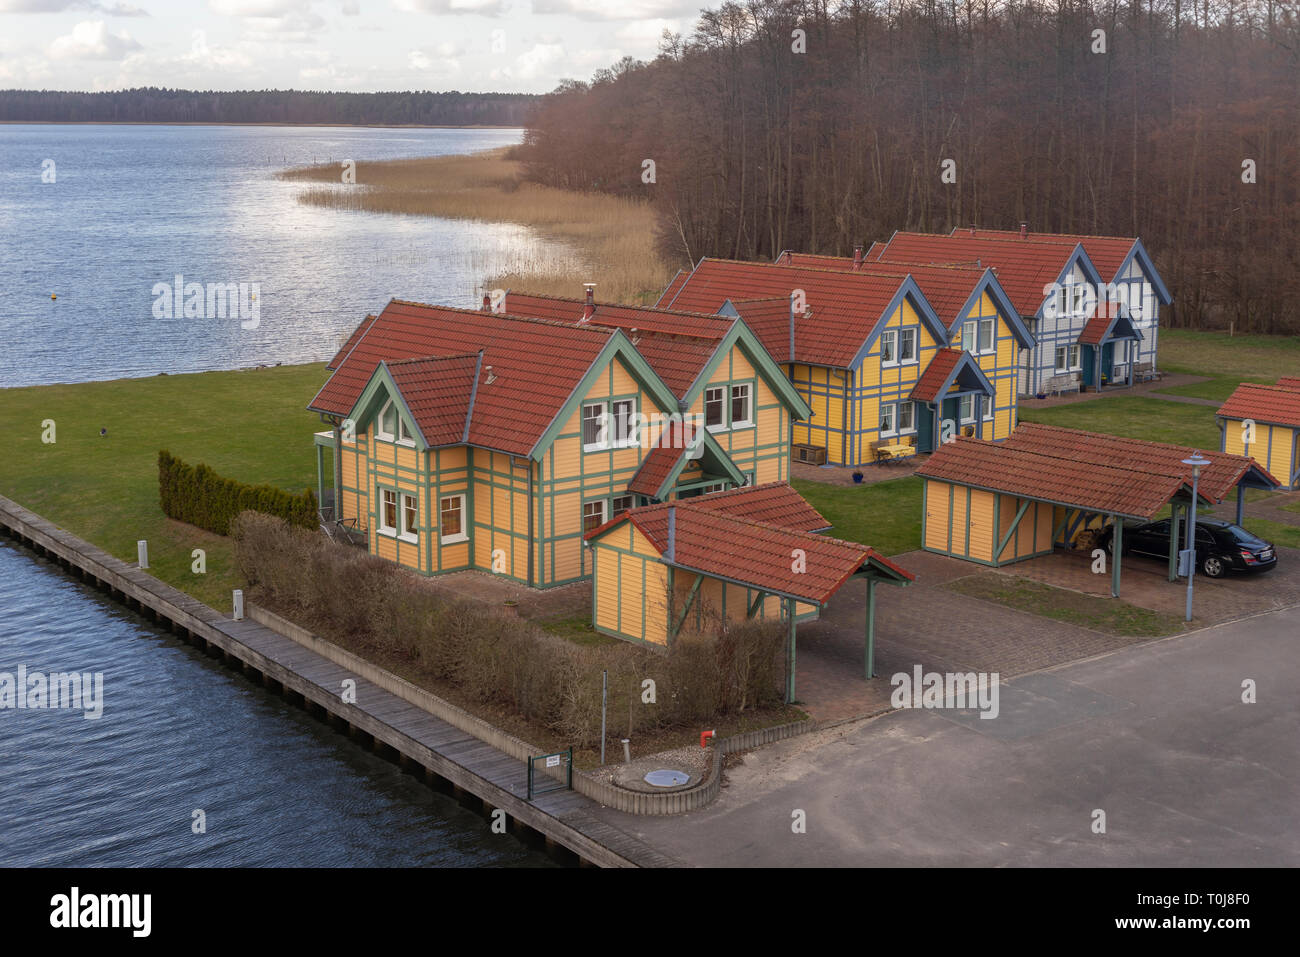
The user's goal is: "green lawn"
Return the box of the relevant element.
[791,475,924,556]
[1019,396,1221,449]
[947,573,1185,637]
[1157,328,1300,381]
[1243,517,1300,550]
[0,364,329,607]
[1154,377,1269,403]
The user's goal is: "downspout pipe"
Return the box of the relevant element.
[666,506,676,563]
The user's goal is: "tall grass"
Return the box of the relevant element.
[278,149,671,304]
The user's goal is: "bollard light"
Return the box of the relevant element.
[1181,452,1211,623]
[137,540,148,569]
[233,588,244,621]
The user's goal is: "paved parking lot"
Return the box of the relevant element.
[602,604,1300,867]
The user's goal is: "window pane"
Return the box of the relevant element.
[899,402,913,431]
[612,496,633,515]
[582,403,604,446]
[963,321,976,350]
[440,496,461,537]
[583,501,605,534]
[960,395,972,421]
[381,403,396,436]
[730,384,750,423]
[880,404,894,432]
[383,490,396,530]
[899,329,916,361]
[402,494,417,536]
[880,330,895,363]
[980,319,993,352]
[705,388,723,427]
[613,399,633,444]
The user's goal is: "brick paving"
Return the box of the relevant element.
[791,455,929,487]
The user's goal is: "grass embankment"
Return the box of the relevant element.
[1154,328,1300,401]
[0,364,327,608]
[947,574,1186,637]
[278,148,673,304]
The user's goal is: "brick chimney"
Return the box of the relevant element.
[853,245,864,269]
[1019,221,1029,239]
[581,283,596,322]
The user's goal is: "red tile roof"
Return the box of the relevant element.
[1276,376,1300,391]
[673,480,832,532]
[587,483,910,604]
[957,228,1138,279]
[664,258,923,367]
[309,300,616,456]
[917,437,1201,519]
[502,291,732,398]
[1078,301,1133,345]
[655,269,690,308]
[1218,383,1300,430]
[327,314,377,370]
[627,421,703,497]
[1002,422,1277,503]
[874,232,1084,316]
[910,348,964,402]
[384,353,479,447]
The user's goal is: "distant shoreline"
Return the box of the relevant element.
[0,121,522,129]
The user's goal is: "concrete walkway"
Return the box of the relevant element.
[599,603,1300,866]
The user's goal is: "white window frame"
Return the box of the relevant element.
[704,386,725,431]
[981,394,994,421]
[378,488,398,535]
[582,499,606,534]
[377,399,398,442]
[897,401,916,434]
[1054,346,1069,372]
[879,402,897,437]
[582,402,607,451]
[397,415,415,447]
[879,329,898,366]
[978,318,994,353]
[610,398,636,448]
[959,394,975,424]
[700,482,726,495]
[897,328,918,365]
[1068,344,1081,370]
[611,494,634,515]
[439,494,467,544]
[730,383,753,428]
[399,492,419,543]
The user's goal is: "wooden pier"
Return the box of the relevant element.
[0,494,680,868]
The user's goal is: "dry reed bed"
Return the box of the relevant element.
[278,149,671,304]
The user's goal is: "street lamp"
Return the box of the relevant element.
[1181,451,1211,623]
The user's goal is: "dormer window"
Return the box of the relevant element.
[377,398,415,446]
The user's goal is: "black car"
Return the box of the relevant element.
[1100,517,1277,578]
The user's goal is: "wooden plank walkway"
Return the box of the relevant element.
[0,494,682,869]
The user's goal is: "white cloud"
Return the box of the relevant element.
[393,0,508,15]
[0,0,146,13]
[512,40,563,80]
[340,0,358,12]
[613,17,687,48]
[531,0,698,21]
[48,20,142,60]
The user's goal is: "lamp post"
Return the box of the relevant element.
[1182,452,1211,623]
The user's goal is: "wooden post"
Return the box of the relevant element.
[1168,503,1181,582]
[1110,517,1123,598]
[864,578,878,680]
[785,597,796,704]
[1235,484,1245,526]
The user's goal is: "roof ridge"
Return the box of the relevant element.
[507,290,731,323]
[387,298,616,334]
[385,351,482,367]
[956,436,1191,481]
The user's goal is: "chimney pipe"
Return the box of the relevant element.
[582,282,596,322]
[1019,221,1029,239]
[853,245,864,269]
[482,293,491,312]
[666,506,676,562]
[789,293,797,363]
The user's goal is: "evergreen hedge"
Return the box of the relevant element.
[158,449,317,535]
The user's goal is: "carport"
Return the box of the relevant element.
[918,436,1219,598]
[1003,424,1281,579]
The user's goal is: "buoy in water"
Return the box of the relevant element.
[51,294,57,300]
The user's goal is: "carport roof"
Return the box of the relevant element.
[1003,423,1279,503]
[917,436,1212,520]
[1218,383,1300,430]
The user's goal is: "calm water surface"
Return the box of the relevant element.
[0,125,567,866]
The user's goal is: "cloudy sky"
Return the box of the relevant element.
[0,0,705,93]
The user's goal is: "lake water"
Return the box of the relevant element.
[0,124,562,866]
[0,124,575,388]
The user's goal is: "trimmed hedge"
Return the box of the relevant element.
[230,511,787,747]
[158,449,317,536]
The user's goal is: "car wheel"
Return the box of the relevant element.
[1202,555,1226,578]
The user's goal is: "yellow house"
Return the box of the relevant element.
[1218,379,1300,490]
[658,256,1034,466]
[307,296,811,587]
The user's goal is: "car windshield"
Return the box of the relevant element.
[1228,525,1267,546]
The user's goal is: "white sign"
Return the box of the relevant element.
[545,755,561,768]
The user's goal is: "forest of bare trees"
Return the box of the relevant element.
[520,1,1300,333]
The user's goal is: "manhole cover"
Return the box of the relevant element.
[644,769,690,788]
